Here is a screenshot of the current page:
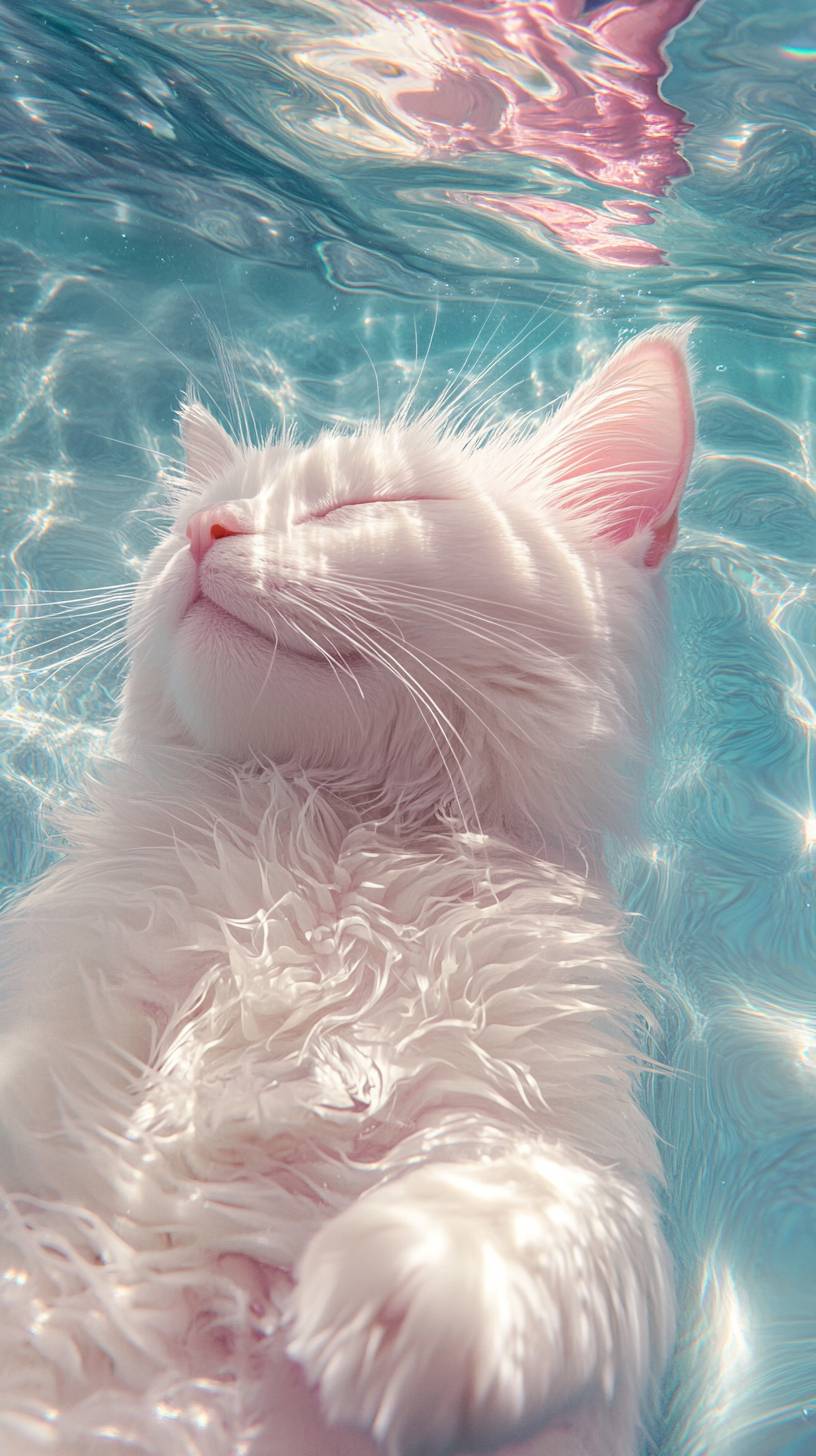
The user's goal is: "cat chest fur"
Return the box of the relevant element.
[5,765,658,1272]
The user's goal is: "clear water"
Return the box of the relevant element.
[1,1,815,1451]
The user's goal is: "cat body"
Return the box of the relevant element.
[0,327,694,1456]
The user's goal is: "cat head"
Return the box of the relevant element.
[120,326,694,847]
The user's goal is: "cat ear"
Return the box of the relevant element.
[541,326,695,568]
[177,396,238,485]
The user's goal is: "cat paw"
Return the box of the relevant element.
[287,1154,672,1456]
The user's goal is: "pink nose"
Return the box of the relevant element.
[186,506,251,564]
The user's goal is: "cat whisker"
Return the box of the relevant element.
[451,367,564,447]
[115,474,181,509]
[319,566,548,621]
[430,302,558,433]
[1,583,138,599]
[5,624,129,685]
[288,591,481,833]
[53,639,129,700]
[425,300,505,422]
[327,576,540,652]
[355,587,607,696]
[21,627,128,675]
[91,434,181,465]
[289,591,467,755]
[274,592,367,698]
[190,281,257,445]
[4,597,135,627]
[357,337,382,430]
[399,299,439,423]
[3,591,175,691]
[2,591,133,629]
[181,282,252,451]
[106,293,230,437]
[268,595,367,725]
[0,616,130,672]
[246,607,281,716]
[426,313,518,428]
[288,577,406,645]
[322,586,535,759]
[287,598,467,806]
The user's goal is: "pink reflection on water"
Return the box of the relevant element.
[459,193,667,266]
[365,0,700,265]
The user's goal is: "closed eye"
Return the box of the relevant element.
[296,495,447,525]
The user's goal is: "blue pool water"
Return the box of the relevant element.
[0,1,814,1451]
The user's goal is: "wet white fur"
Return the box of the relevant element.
[0,328,693,1456]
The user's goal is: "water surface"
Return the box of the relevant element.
[1,2,815,1451]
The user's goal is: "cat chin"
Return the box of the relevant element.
[183,596,365,669]
[158,599,383,770]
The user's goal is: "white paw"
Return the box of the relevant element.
[287,1154,672,1456]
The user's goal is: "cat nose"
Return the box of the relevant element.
[186,506,252,563]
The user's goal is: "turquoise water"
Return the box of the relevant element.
[1,1,815,1452]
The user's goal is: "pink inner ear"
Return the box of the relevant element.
[546,329,695,568]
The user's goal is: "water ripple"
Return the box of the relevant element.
[1,2,816,1453]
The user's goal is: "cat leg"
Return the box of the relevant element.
[287,1145,672,1456]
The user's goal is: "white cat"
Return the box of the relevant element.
[0,326,694,1456]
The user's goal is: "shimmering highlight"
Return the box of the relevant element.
[1,1,815,1453]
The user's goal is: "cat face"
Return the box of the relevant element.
[121,328,694,839]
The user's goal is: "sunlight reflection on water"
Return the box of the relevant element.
[1,0,815,1451]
